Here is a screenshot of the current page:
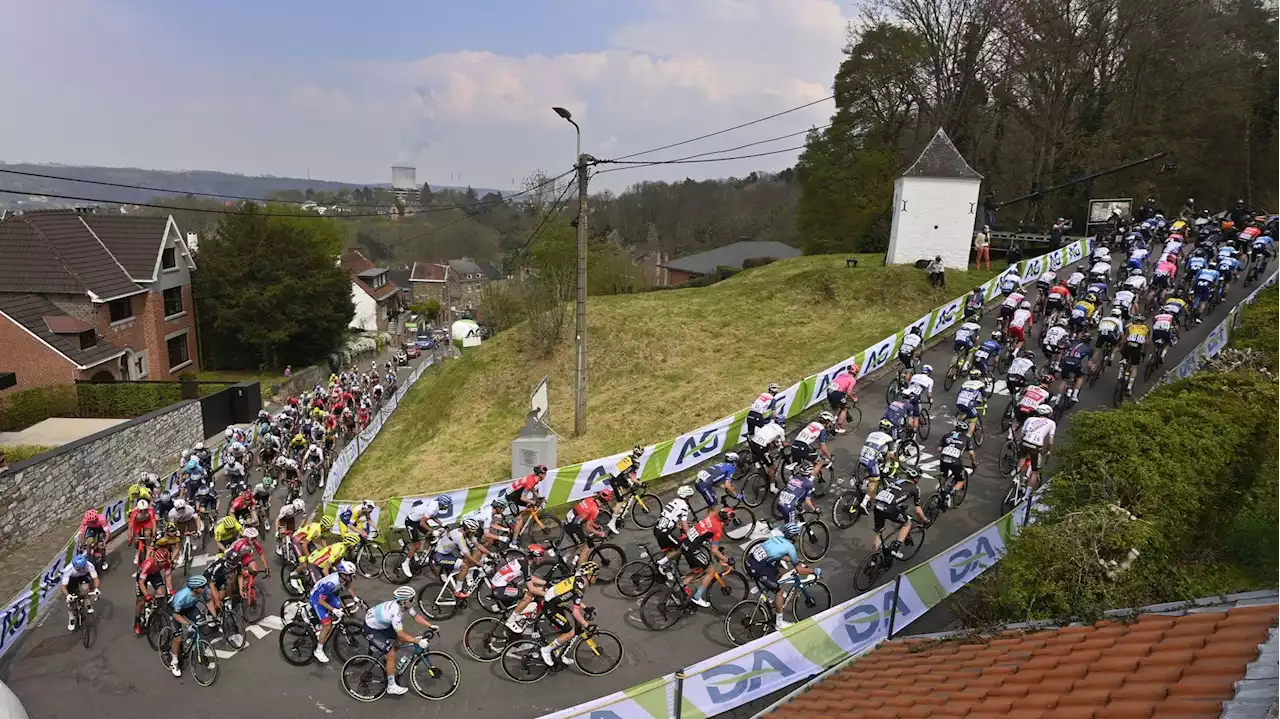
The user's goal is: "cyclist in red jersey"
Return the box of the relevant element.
[134,546,174,634]
[228,527,269,601]
[685,508,733,607]
[506,465,547,538]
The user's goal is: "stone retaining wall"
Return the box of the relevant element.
[0,400,202,551]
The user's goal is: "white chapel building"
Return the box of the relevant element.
[885,128,983,269]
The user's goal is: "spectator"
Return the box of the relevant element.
[284,364,292,379]
[1048,218,1070,251]
[927,256,945,288]
[983,193,998,229]
[1007,242,1024,267]
[973,226,991,270]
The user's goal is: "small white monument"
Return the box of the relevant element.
[885,128,983,269]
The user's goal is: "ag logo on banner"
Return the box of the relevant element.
[928,298,964,339]
[859,334,898,377]
[929,524,1005,594]
[1021,257,1044,284]
[816,581,925,656]
[577,453,629,497]
[699,649,797,704]
[1067,240,1085,264]
[665,417,733,474]
[0,593,32,655]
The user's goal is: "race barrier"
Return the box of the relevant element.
[1159,268,1277,383]
[323,239,1093,533]
[538,492,1039,719]
[0,353,440,660]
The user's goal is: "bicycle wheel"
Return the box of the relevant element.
[898,439,920,467]
[1001,480,1025,515]
[156,626,175,668]
[410,651,460,700]
[278,621,317,665]
[952,478,969,507]
[615,560,658,598]
[191,640,219,687]
[741,469,769,508]
[845,404,863,433]
[475,583,504,615]
[789,580,833,622]
[1112,375,1126,408]
[853,551,886,593]
[639,587,685,631]
[708,570,750,615]
[242,588,266,624]
[281,569,306,597]
[355,544,385,580]
[416,576,461,621]
[340,655,387,702]
[799,521,829,562]
[81,607,96,649]
[145,606,169,651]
[525,514,563,547]
[812,465,832,499]
[501,639,550,684]
[1000,401,1015,434]
[630,494,662,529]
[943,364,958,391]
[305,470,320,496]
[918,408,931,441]
[973,418,986,448]
[724,600,773,647]
[831,491,862,529]
[885,378,900,405]
[922,493,944,524]
[576,630,624,676]
[382,550,411,584]
[723,506,757,541]
[463,617,512,662]
[998,441,1018,477]
[588,544,626,584]
[899,524,926,561]
[332,619,369,662]
[220,609,247,650]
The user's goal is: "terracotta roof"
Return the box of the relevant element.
[342,250,399,301]
[82,215,171,281]
[2,212,143,301]
[0,293,125,368]
[410,261,449,282]
[764,604,1278,719]
[43,314,93,334]
[341,249,376,275]
[900,128,983,180]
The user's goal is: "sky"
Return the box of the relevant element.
[0,0,856,193]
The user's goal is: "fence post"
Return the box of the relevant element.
[674,670,686,719]
[886,574,904,638]
[1022,489,1034,528]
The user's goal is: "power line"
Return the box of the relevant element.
[594,145,810,175]
[595,123,833,174]
[503,178,577,273]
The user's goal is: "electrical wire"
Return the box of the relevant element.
[503,178,578,273]
[593,145,810,175]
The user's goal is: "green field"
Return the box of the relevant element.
[340,255,999,499]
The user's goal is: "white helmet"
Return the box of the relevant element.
[292,498,305,513]
[173,498,188,511]
[393,585,416,602]
[135,499,150,511]
[724,452,739,464]
[676,485,695,500]
[241,527,259,539]
[194,442,205,451]
[1036,404,1053,417]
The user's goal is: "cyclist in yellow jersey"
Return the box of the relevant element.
[1121,317,1149,387]
[213,515,242,556]
[284,517,335,593]
[309,535,356,574]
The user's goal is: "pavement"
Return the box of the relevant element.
[2,267,1250,719]
[0,418,130,447]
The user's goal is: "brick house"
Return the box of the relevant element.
[0,210,201,392]
[408,261,451,308]
[657,240,802,286]
[341,250,401,332]
[447,258,500,316]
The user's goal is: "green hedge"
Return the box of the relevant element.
[0,385,79,432]
[0,381,229,432]
[1231,285,1278,371]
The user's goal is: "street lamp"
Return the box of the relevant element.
[553,106,588,437]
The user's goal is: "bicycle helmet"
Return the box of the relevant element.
[341,534,360,547]
[818,411,836,424]
[336,560,357,576]
[631,445,644,459]
[910,326,922,336]
[1111,306,1123,317]
[135,499,150,511]
[360,500,375,511]
[772,414,786,426]
[292,498,305,513]
[1019,300,1031,310]
[968,369,982,380]
[781,523,802,538]
[1039,373,1055,386]
[1129,268,1143,277]
[1132,315,1145,323]
[717,507,735,521]
[676,485,695,499]
[319,516,335,530]
[194,442,205,451]
[241,527,259,540]
[491,497,510,512]
[173,498,187,511]
[1020,349,1035,359]
[437,495,453,509]
[991,330,1003,340]
[71,554,89,571]
[920,364,933,375]
[579,561,600,578]
[393,585,416,602]
[1036,404,1053,417]
[1056,317,1069,327]
[848,363,860,375]
[767,382,780,394]
[955,418,970,431]
[878,418,894,431]
[527,544,547,559]
[187,575,208,589]
[82,509,98,524]
[462,518,481,533]
[164,522,179,536]
[724,451,739,463]
[596,488,614,503]
[532,464,548,476]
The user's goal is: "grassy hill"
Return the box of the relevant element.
[340,255,1000,499]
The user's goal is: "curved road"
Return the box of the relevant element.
[5,268,1254,719]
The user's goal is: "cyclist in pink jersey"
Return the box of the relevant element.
[826,365,859,435]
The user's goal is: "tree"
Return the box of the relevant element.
[195,204,353,370]
[419,182,433,207]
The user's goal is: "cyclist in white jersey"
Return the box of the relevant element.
[898,327,923,370]
[1123,269,1147,293]
[364,586,438,696]
[1005,351,1037,396]
[1065,271,1086,293]
[901,367,934,435]
[1113,288,1138,319]
[745,384,779,437]
[1035,270,1057,294]
[1096,309,1125,361]
[748,417,787,491]
[1042,321,1070,368]
[1016,406,1057,490]
[652,486,696,575]
[401,496,451,577]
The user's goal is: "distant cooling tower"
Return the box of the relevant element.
[391,165,417,190]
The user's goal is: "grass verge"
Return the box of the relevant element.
[341,255,1000,499]
[0,444,55,464]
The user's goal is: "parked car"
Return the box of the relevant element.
[403,342,422,359]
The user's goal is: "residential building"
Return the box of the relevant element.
[886,127,984,269]
[0,209,201,392]
[446,258,493,315]
[408,261,451,309]
[658,240,801,286]
[342,249,401,332]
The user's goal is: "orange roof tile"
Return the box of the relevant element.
[763,604,1277,719]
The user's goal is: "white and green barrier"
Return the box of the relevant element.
[325,239,1093,533]
[537,494,1038,719]
[1159,268,1277,384]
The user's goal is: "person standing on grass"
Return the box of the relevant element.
[974,226,991,270]
[927,256,946,288]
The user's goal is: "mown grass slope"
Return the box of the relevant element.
[342,254,999,498]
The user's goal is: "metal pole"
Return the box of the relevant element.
[886,574,903,637]
[673,670,686,719]
[1023,488,1034,527]
[574,141,589,437]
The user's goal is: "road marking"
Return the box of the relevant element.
[246,624,271,640]
[258,615,284,631]
[992,380,1011,395]
[189,554,212,568]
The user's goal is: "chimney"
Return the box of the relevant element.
[186,231,200,254]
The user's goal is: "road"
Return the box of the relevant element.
[4,270,1250,719]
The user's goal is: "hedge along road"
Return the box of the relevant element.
[4,269,1246,719]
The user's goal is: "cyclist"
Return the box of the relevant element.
[998,289,1025,331]
[167,575,211,677]
[881,398,913,447]
[1216,249,1241,287]
[1151,307,1177,354]
[228,526,269,601]
[1068,295,1096,336]
[898,326,923,372]
[936,420,976,507]
[302,442,325,479]
[127,499,157,565]
[1121,315,1149,389]
[693,453,740,512]
[1044,280,1072,320]
[857,428,896,512]
[338,500,376,542]
[288,431,308,461]
[901,365,934,431]
[1016,405,1057,490]
[1151,254,1178,301]
[1007,300,1034,355]
[168,498,200,553]
[869,473,928,560]
[997,271,1020,299]
[229,488,256,524]
[127,472,157,510]
[506,464,547,539]
[744,523,819,630]
[309,560,358,664]
[746,383,781,437]
[1096,308,1124,364]
[60,553,100,632]
[952,319,982,368]
[75,509,110,567]
[1190,261,1220,321]
[955,369,988,439]
[433,518,488,598]
[1162,290,1188,328]
[212,513,242,556]
[1064,269,1087,297]
[686,508,734,609]
[748,415,787,493]
[653,486,697,576]
[153,490,175,527]
[962,285,985,322]
[1042,318,1070,370]
[1249,229,1274,274]
[827,364,859,435]
[133,544,174,635]
[1059,335,1094,403]
[1089,254,1111,284]
[1113,281,1138,321]
[603,446,645,534]
[193,482,218,523]
[400,495,452,577]
[1035,269,1057,299]
[775,462,818,524]
[492,544,548,618]
[791,413,834,480]
[286,516,335,593]
[275,498,306,550]
[536,562,599,666]
[364,586,440,696]
[971,331,1004,380]
[564,488,612,567]
[1005,349,1037,398]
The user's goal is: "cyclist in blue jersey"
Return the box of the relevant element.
[774,467,817,524]
[693,454,740,509]
[363,586,438,696]
[971,331,1003,379]
[1216,253,1241,286]
[743,524,819,629]
[309,560,357,664]
[167,575,210,678]
[1191,266,1221,322]
[963,286,985,322]
[954,370,988,438]
[879,400,911,443]
[1250,231,1275,274]
[1058,336,1094,403]
[1185,251,1209,279]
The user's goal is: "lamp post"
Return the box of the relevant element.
[553,106,589,437]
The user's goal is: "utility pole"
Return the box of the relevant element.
[553,106,589,436]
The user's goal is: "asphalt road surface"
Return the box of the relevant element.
[5,272,1252,719]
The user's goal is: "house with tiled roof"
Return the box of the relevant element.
[408,260,452,311]
[0,209,200,391]
[341,249,401,332]
[761,592,1278,719]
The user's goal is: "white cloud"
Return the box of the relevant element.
[0,0,854,191]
